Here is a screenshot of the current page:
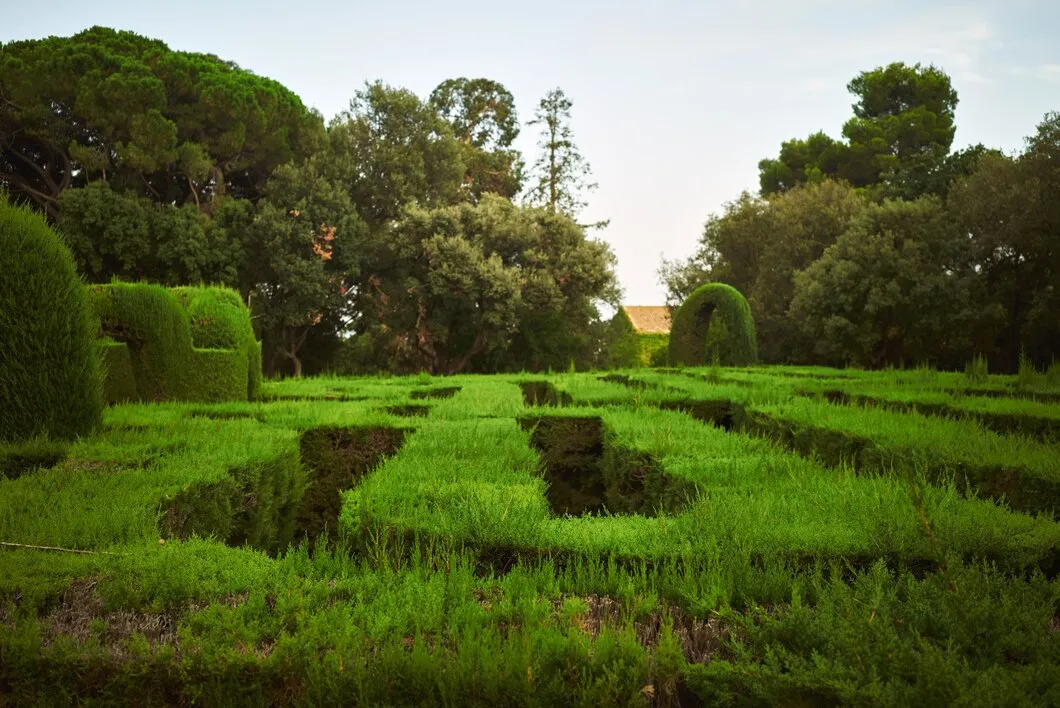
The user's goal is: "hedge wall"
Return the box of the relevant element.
[0,197,103,441]
[668,283,758,366]
[90,283,260,403]
[100,340,137,404]
[172,286,262,400]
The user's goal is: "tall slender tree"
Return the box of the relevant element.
[524,88,606,229]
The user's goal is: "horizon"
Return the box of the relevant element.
[5,0,1058,305]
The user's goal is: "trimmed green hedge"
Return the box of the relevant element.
[186,349,251,403]
[0,197,103,441]
[172,286,261,400]
[89,283,260,403]
[668,283,758,366]
[100,340,137,404]
[89,283,194,401]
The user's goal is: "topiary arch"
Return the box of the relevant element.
[668,283,758,366]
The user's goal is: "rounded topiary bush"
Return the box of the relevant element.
[668,283,758,366]
[0,197,104,441]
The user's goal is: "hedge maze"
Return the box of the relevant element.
[2,366,1058,704]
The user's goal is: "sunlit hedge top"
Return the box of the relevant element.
[668,282,758,366]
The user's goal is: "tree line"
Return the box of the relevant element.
[0,27,616,376]
[661,62,1058,372]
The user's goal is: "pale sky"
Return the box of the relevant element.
[5,1,1059,304]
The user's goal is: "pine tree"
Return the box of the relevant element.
[524,88,607,229]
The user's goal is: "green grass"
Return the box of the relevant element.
[2,366,1059,704]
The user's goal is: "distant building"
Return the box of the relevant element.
[607,306,671,367]
[621,306,671,335]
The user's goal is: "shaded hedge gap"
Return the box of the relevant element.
[296,426,410,544]
[519,416,696,517]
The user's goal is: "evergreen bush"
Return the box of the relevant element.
[172,286,261,400]
[89,283,260,402]
[0,197,103,441]
[668,283,758,366]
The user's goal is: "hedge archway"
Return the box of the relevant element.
[668,283,758,366]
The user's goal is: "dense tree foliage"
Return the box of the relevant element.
[328,82,466,230]
[350,196,618,374]
[6,25,1051,375]
[249,157,367,377]
[1,27,617,376]
[666,60,1057,371]
[57,183,247,287]
[429,78,524,200]
[665,113,1057,370]
[758,63,963,201]
[789,197,983,368]
[0,26,323,218]
[947,113,1060,371]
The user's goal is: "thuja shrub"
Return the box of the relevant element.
[603,308,640,368]
[0,197,103,441]
[668,283,758,366]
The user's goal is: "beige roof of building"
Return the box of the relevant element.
[622,306,671,334]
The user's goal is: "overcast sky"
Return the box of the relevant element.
[5,0,1059,304]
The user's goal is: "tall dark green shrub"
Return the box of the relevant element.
[668,283,758,366]
[0,198,103,441]
[603,309,640,368]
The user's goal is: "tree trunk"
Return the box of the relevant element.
[282,327,310,377]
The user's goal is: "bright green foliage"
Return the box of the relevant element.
[604,310,671,368]
[89,283,194,401]
[1,368,1059,703]
[89,283,258,402]
[172,286,262,400]
[0,197,103,441]
[639,333,670,367]
[668,283,758,366]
